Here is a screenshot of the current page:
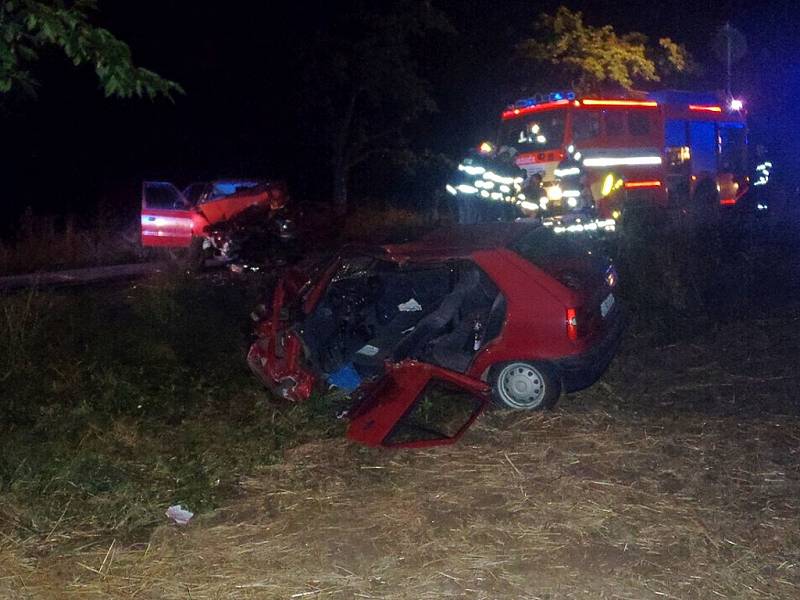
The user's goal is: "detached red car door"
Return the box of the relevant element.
[347,360,491,449]
[140,181,197,248]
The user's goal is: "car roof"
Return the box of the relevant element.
[381,221,538,262]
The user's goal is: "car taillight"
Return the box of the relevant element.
[566,307,579,340]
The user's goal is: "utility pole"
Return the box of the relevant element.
[714,23,745,100]
[725,22,732,98]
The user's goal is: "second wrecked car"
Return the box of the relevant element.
[248,221,624,448]
[140,179,297,266]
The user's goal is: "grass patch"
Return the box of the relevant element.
[0,272,342,542]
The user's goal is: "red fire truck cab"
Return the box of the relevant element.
[500,90,748,218]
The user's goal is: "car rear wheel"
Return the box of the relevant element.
[491,361,560,410]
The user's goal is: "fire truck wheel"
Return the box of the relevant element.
[491,361,560,410]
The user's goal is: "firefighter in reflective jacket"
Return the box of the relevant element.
[557,152,584,208]
[446,142,526,223]
[546,148,592,217]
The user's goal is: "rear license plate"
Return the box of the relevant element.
[601,293,615,318]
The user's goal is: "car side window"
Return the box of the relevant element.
[182,183,207,205]
[143,182,186,209]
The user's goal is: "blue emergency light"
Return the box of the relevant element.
[511,91,575,110]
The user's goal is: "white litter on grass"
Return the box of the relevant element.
[398,298,422,312]
[356,344,379,356]
[165,505,194,525]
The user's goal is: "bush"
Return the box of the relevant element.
[0,208,142,275]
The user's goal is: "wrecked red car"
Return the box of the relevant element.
[248,221,624,448]
[140,179,289,249]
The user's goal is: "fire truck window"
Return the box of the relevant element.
[628,112,653,136]
[604,111,625,137]
[500,110,566,152]
[719,123,747,173]
[688,121,717,174]
[665,119,688,146]
[572,111,601,142]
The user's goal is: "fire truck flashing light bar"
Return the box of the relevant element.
[503,94,658,120]
[510,91,576,110]
[503,100,570,119]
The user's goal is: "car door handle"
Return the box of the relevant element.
[146,217,156,222]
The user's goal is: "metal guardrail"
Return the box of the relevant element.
[0,262,170,292]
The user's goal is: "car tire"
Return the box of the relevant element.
[491,361,561,410]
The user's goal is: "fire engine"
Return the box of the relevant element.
[499,90,749,220]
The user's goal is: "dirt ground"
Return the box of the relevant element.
[3,315,800,599]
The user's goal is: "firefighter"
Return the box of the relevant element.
[483,145,526,221]
[594,171,625,222]
[446,143,526,223]
[554,149,586,212]
[544,146,593,221]
[447,163,480,225]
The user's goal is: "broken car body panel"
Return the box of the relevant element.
[247,279,317,402]
[347,360,491,448]
[248,222,624,448]
[140,179,288,248]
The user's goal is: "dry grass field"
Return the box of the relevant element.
[3,306,800,599]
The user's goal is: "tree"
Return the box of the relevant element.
[516,6,691,93]
[0,0,182,99]
[296,0,451,214]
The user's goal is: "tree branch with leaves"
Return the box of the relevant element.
[0,0,182,99]
[516,6,692,93]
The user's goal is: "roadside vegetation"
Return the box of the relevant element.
[0,209,143,275]
[0,270,341,543]
[1,201,798,596]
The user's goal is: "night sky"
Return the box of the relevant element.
[2,0,798,227]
